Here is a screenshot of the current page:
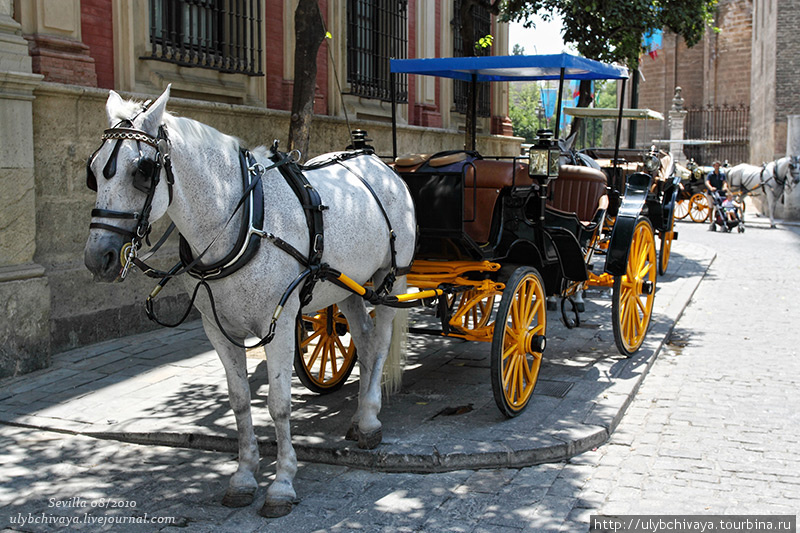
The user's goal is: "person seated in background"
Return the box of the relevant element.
[722,191,742,222]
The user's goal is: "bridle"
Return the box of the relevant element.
[86,112,174,278]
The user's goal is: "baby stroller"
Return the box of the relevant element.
[709,191,745,233]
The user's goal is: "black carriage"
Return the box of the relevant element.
[296,54,676,417]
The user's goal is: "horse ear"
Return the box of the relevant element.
[140,84,171,135]
[105,90,125,126]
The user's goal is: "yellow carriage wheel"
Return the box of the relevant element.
[658,214,675,277]
[490,267,547,418]
[612,218,657,356]
[294,305,357,394]
[674,198,689,220]
[452,289,496,333]
[688,193,710,223]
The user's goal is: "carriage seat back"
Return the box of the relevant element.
[394,151,470,173]
[464,160,530,243]
[548,165,608,223]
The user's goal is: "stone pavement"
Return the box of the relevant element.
[0,222,727,532]
[570,217,800,519]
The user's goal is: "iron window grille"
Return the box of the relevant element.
[452,0,490,117]
[144,0,263,76]
[684,104,750,166]
[346,0,408,102]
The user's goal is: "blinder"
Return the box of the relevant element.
[133,156,161,194]
[86,141,160,194]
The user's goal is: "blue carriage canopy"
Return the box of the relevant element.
[389,53,629,82]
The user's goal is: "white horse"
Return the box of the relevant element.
[727,156,800,227]
[83,86,416,517]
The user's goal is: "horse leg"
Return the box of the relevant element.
[260,327,299,518]
[766,188,778,228]
[336,294,377,445]
[202,318,260,508]
[340,275,406,450]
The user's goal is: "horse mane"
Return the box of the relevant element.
[110,95,248,155]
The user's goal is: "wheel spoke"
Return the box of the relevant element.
[317,342,329,380]
[307,338,325,367]
[300,327,323,348]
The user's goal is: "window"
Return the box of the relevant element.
[144,0,263,76]
[346,0,408,102]
[452,0,490,117]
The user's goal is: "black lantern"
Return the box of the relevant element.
[528,129,560,180]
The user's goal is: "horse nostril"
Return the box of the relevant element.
[102,250,117,273]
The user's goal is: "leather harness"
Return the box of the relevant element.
[88,118,407,349]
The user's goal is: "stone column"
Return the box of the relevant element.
[668,87,688,166]
[0,0,49,378]
[782,114,800,220]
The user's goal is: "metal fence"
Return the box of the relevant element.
[346,0,408,102]
[684,104,749,165]
[452,0,490,117]
[144,0,263,76]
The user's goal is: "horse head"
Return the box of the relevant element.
[84,86,173,282]
[788,155,800,188]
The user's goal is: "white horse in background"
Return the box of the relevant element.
[83,87,416,517]
[727,156,800,227]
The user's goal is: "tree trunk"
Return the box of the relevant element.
[459,0,477,150]
[568,79,594,139]
[288,0,326,161]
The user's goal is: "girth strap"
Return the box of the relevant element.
[269,144,327,306]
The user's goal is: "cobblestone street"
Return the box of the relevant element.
[1,219,798,532]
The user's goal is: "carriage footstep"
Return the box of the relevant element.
[357,427,383,449]
[259,498,295,518]
[221,487,257,508]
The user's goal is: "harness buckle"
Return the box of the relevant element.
[248,163,266,175]
[313,234,324,254]
[120,242,137,280]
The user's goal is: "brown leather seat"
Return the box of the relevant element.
[464,160,530,243]
[548,165,608,223]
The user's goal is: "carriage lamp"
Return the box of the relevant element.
[528,130,560,180]
[643,146,661,173]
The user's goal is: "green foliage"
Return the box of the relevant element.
[508,83,544,143]
[476,34,494,50]
[512,43,525,55]
[501,0,718,69]
[595,80,617,108]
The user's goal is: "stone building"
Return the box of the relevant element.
[0,0,517,378]
[636,0,800,218]
[636,0,753,164]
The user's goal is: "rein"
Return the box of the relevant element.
[88,116,408,349]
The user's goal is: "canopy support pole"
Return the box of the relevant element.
[628,69,640,148]
[553,67,565,137]
[614,78,627,172]
[391,70,398,159]
[470,73,478,151]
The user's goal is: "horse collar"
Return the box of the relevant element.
[178,149,266,281]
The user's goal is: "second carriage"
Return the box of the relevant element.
[296,54,678,417]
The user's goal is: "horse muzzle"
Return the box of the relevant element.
[84,233,127,282]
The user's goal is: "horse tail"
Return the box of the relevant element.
[382,277,408,396]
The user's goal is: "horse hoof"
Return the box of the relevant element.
[575,302,585,313]
[345,423,359,442]
[259,498,294,518]
[221,488,256,508]
[357,427,382,449]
